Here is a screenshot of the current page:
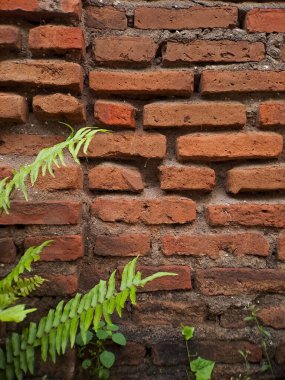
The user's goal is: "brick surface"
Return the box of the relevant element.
[196,268,285,295]
[160,166,215,191]
[92,197,196,225]
[277,233,285,261]
[94,233,150,256]
[0,0,39,12]
[0,166,13,180]
[35,274,79,296]
[33,94,86,123]
[0,25,21,50]
[0,93,28,124]
[201,70,285,94]
[94,36,156,66]
[208,204,285,228]
[89,164,144,192]
[89,70,194,96]
[86,6,127,29]
[29,26,84,57]
[80,132,166,159]
[257,306,285,329]
[259,102,285,127]
[246,9,285,33]
[134,7,237,29]
[0,238,16,264]
[164,40,265,64]
[0,60,83,94]
[177,133,283,161]
[94,101,136,128]
[227,166,285,193]
[0,202,82,225]
[144,102,246,128]
[162,233,269,258]
[33,165,83,190]
[275,344,285,365]
[24,235,84,261]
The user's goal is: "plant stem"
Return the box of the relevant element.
[185,340,194,380]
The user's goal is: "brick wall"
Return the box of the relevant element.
[0,0,285,379]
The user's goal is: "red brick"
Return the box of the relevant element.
[94,233,150,256]
[94,101,136,128]
[80,132,166,159]
[0,93,28,124]
[89,70,194,96]
[177,133,283,161]
[227,166,285,193]
[86,6,127,30]
[257,306,285,329]
[0,166,13,180]
[24,235,84,261]
[33,165,83,191]
[196,268,285,296]
[35,274,78,296]
[282,45,285,62]
[201,70,285,94]
[259,101,285,127]
[92,197,196,225]
[143,101,246,129]
[162,233,269,258]
[0,0,39,12]
[134,7,237,29]
[29,26,84,57]
[60,0,82,20]
[0,238,16,264]
[246,9,285,33]
[138,265,191,291]
[160,166,215,192]
[277,233,285,261]
[208,204,285,228]
[94,36,156,66]
[0,60,83,94]
[0,26,21,51]
[0,134,64,156]
[164,40,265,65]
[33,94,86,123]
[112,342,146,366]
[275,343,285,365]
[0,201,81,225]
[88,164,144,192]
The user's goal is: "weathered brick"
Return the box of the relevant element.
[277,233,285,261]
[0,26,21,51]
[0,201,81,225]
[201,70,285,94]
[0,93,28,124]
[33,165,83,190]
[259,101,285,127]
[29,26,84,57]
[94,36,156,66]
[60,0,82,21]
[92,197,196,225]
[0,134,64,155]
[35,274,78,296]
[282,45,285,62]
[143,102,246,129]
[24,235,84,261]
[162,233,269,258]
[88,164,144,192]
[94,233,150,256]
[112,343,146,366]
[0,238,16,264]
[208,204,285,228]
[257,306,285,329]
[196,268,285,295]
[89,70,194,96]
[0,166,13,180]
[0,60,83,94]
[275,343,285,365]
[246,9,285,33]
[227,166,285,193]
[79,132,166,159]
[33,94,86,123]
[177,133,283,161]
[160,166,215,192]
[86,6,127,29]
[0,0,39,12]
[94,101,136,128]
[134,7,237,29]
[164,40,265,64]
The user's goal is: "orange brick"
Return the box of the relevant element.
[246,9,285,33]
[259,102,285,127]
[86,6,127,29]
[0,93,28,124]
[94,233,150,256]
[277,233,285,261]
[94,101,136,128]
[0,26,21,51]
[33,165,83,191]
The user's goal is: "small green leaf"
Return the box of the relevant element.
[96,330,109,340]
[112,333,126,346]
[99,351,115,369]
[76,330,93,347]
[181,325,195,341]
[190,357,215,380]
[82,359,92,370]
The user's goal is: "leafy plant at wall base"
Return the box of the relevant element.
[76,321,126,379]
[181,325,215,380]
[0,257,176,379]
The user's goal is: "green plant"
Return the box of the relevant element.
[181,325,215,380]
[76,321,126,380]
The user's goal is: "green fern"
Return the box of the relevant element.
[0,257,176,380]
[0,125,109,213]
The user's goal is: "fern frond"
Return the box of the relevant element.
[0,258,177,379]
[0,305,36,323]
[0,126,109,214]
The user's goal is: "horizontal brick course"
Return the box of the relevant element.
[86,6,127,30]
[32,165,83,190]
[0,93,28,124]
[94,233,150,256]
[246,9,285,33]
